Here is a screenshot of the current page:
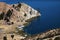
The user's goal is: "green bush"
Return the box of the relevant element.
[18,3,21,8]
[24,13,27,17]
[0,12,4,20]
[6,9,12,17]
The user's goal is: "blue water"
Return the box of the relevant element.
[0,0,60,34]
[24,1,60,34]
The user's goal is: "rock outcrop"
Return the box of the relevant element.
[25,28,60,40]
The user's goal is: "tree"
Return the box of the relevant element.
[0,12,4,20]
[3,36,7,40]
[11,34,14,39]
[24,13,27,17]
[6,9,12,17]
[12,4,15,8]
[4,9,12,22]
[4,17,10,22]
[18,3,21,8]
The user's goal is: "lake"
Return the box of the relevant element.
[23,1,60,35]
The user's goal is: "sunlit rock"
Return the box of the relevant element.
[0,2,40,40]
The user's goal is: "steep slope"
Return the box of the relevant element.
[0,2,40,40]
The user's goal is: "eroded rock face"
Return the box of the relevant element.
[25,28,60,40]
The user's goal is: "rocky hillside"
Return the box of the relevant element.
[0,2,60,40]
[25,28,60,40]
[0,2,40,40]
[0,2,40,32]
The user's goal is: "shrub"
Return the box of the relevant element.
[6,9,12,17]
[0,12,4,20]
[24,13,27,17]
[18,3,21,8]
